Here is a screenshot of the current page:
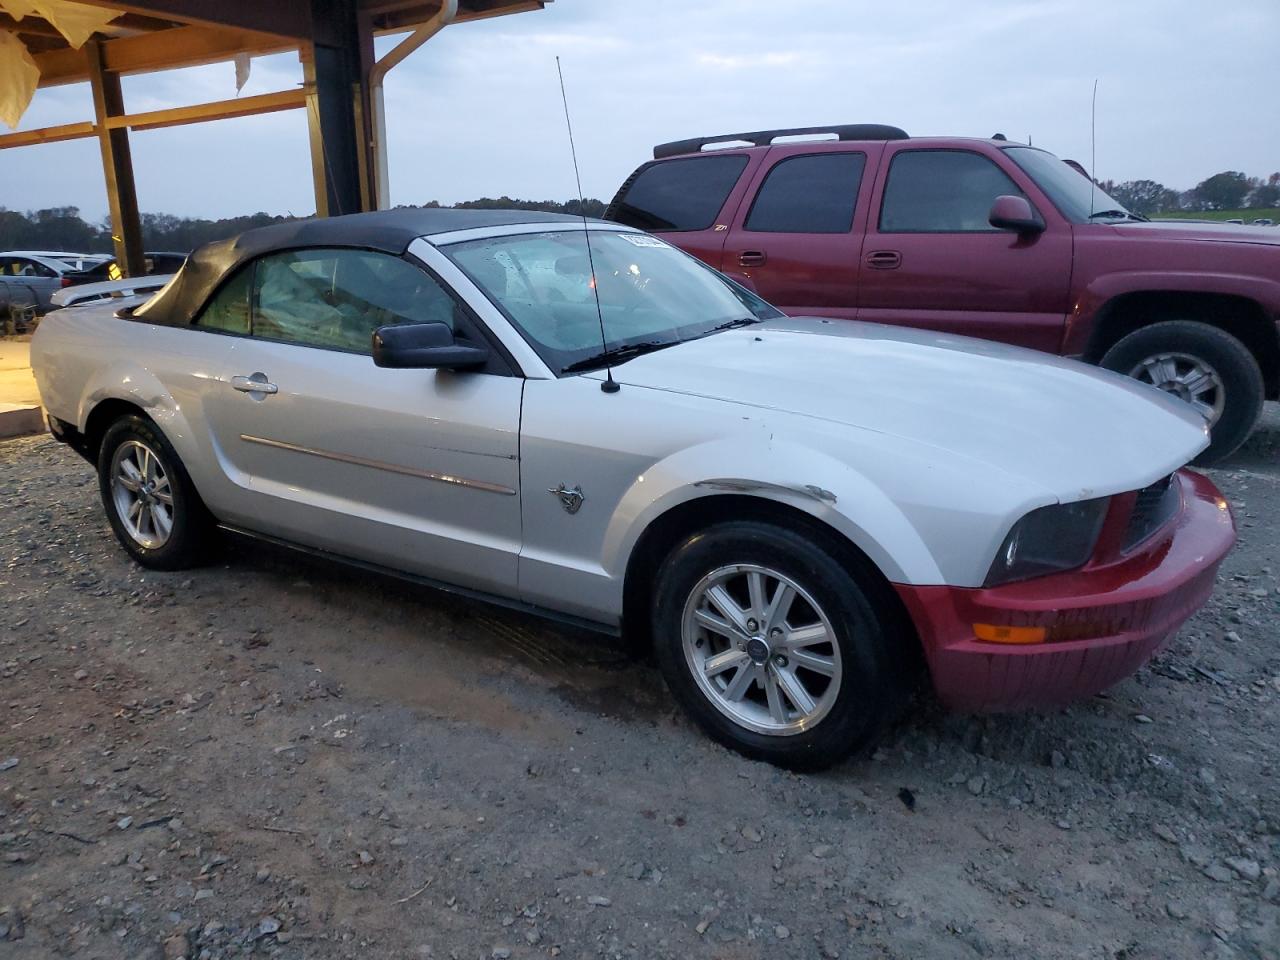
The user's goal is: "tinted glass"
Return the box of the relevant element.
[746,153,866,233]
[447,229,781,374]
[250,249,462,353]
[880,150,1024,232]
[1003,146,1128,222]
[195,267,251,334]
[1,258,53,278]
[610,155,748,231]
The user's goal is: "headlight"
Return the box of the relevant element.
[984,497,1110,587]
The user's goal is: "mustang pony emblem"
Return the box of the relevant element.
[548,483,585,514]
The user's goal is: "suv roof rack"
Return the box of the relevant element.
[653,124,909,160]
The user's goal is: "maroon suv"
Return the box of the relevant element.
[605,124,1280,463]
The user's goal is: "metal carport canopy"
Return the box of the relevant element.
[0,0,549,277]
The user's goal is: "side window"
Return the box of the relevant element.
[251,248,463,353]
[610,155,748,232]
[194,267,252,335]
[879,150,1025,233]
[745,152,866,233]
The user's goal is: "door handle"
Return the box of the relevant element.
[231,374,277,395]
[738,250,767,267]
[865,250,902,269]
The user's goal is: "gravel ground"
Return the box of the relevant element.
[2,408,1279,960]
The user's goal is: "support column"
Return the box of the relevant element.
[86,40,145,278]
[302,0,376,217]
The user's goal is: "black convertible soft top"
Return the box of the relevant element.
[132,207,585,327]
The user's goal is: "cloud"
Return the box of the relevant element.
[3,0,1278,219]
[696,51,805,70]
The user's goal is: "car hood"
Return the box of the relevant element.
[589,318,1209,500]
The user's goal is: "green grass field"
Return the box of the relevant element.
[1152,208,1280,223]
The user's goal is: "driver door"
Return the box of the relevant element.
[198,248,524,597]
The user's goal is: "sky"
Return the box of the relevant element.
[4,0,1279,221]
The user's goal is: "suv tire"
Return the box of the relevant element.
[651,520,910,771]
[1100,320,1264,465]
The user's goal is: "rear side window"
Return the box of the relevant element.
[195,267,252,335]
[879,150,1024,233]
[745,153,866,233]
[609,155,748,232]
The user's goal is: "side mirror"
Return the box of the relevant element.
[372,322,489,370]
[988,195,1045,235]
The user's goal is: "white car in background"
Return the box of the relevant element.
[30,209,1235,769]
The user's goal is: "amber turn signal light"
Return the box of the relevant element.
[973,624,1047,645]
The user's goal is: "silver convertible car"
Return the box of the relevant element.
[32,209,1235,769]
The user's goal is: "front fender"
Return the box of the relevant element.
[601,437,943,587]
[1066,269,1280,355]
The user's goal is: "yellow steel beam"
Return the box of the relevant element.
[34,24,294,87]
[0,121,97,149]
[0,91,307,151]
[102,89,307,132]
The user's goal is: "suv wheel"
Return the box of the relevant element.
[1100,320,1264,465]
[97,415,215,569]
[652,521,910,771]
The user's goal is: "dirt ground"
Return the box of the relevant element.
[2,408,1279,960]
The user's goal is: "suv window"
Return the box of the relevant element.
[250,249,462,353]
[609,155,748,232]
[746,153,866,233]
[880,150,1024,233]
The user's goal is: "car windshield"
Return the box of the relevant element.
[444,229,782,374]
[1003,146,1132,222]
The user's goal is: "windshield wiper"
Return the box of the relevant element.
[1088,209,1148,222]
[561,340,676,374]
[709,316,764,332]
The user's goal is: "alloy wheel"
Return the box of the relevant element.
[681,564,843,736]
[1128,351,1226,425]
[110,439,174,549]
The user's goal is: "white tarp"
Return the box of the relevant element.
[1,1,118,49]
[0,30,39,129]
[0,1,120,128]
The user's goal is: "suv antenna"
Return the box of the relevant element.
[556,56,618,394]
[1089,78,1098,217]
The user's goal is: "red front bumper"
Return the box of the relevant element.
[895,470,1235,713]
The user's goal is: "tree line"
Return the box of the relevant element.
[0,197,608,256]
[1098,171,1280,216]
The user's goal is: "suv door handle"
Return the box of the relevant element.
[738,250,767,267]
[231,374,278,395]
[865,250,902,269]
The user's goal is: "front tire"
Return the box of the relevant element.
[97,415,215,570]
[1099,320,1264,466]
[652,521,910,771]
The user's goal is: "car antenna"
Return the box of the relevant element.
[556,55,619,394]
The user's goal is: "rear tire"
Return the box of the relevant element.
[97,415,215,570]
[651,521,910,771]
[1099,320,1263,466]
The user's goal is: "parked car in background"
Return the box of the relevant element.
[31,209,1235,769]
[50,274,175,309]
[68,251,188,284]
[0,251,84,312]
[1254,218,1275,227]
[605,124,1280,463]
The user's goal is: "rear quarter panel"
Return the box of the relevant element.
[32,308,239,510]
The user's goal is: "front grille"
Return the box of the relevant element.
[1122,474,1179,551]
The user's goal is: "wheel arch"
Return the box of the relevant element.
[82,397,151,462]
[1084,290,1280,398]
[619,493,923,667]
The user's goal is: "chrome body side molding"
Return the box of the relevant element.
[238,434,517,496]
